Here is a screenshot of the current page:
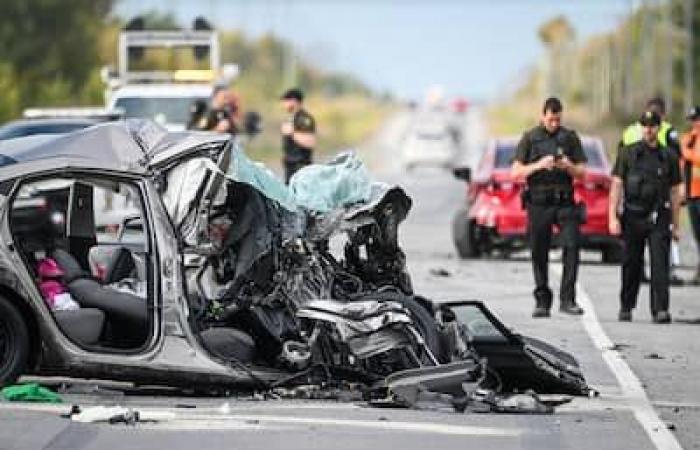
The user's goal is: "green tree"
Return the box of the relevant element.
[0,0,114,111]
[0,63,21,122]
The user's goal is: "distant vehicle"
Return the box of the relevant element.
[108,83,211,129]
[0,107,123,141]
[451,136,623,262]
[0,118,101,141]
[402,112,458,170]
[103,20,238,131]
[450,97,469,114]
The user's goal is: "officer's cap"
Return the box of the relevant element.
[638,110,661,127]
[686,106,700,121]
[280,88,304,102]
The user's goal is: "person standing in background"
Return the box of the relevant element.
[681,106,700,285]
[280,88,316,184]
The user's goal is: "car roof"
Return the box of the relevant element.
[0,119,230,181]
[0,117,101,128]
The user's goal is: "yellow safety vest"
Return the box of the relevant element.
[622,121,672,147]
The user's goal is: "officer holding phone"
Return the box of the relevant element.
[512,97,588,318]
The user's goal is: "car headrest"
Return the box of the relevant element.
[50,248,89,284]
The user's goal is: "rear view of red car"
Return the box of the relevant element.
[452,136,623,262]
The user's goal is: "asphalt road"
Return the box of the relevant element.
[2,108,700,450]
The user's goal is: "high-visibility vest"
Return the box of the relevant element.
[681,130,700,199]
[622,121,672,147]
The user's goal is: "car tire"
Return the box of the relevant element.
[374,292,444,362]
[602,243,624,264]
[452,208,480,258]
[0,296,30,387]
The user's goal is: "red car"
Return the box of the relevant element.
[452,136,623,262]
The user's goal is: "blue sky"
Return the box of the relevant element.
[116,0,632,101]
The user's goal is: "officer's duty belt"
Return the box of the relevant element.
[526,186,574,206]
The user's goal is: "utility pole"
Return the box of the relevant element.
[686,0,695,110]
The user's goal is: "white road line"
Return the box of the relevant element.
[552,266,683,450]
[150,414,523,436]
[0,402,522,437]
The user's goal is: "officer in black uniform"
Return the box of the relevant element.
[194,85,241,134]
[280,88,316,184]
[609,111,683,323]
[512,97,588,318]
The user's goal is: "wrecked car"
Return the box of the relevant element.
[0,121,590,404]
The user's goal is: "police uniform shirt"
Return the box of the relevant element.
[283,109,316,163]
[612,140,682,207]
[514,125,587,188]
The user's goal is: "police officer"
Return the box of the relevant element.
[512,97,588,318]
[609,111,683,323]
[681,106,700,284]
[280,88,316,184]
[198,85,241,135]
[620,97,684,285]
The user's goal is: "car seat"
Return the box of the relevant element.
[51,248,149,347]
[53,309,105,346]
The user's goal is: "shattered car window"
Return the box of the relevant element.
[447,303,509,340]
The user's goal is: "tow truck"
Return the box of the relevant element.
[102,19,238,131]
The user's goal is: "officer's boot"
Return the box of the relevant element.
[560,302,584,315]
[532,288,552,318]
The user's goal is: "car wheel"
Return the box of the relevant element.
[602,243,624,264]
[452,208,481,258]
[376,292,444,363]
[0,296,30,387]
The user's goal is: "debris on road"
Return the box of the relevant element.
[674,317,700,324]
[429,267,452,277]
[644,353,665,360]
[70,405,175,424]
[607,343,631,351]
[0,383,62,403]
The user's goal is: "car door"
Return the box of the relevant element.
[6,172,159,357]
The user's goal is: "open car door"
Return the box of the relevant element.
[438,300,590,395]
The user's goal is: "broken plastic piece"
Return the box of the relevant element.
[1,383,62,403]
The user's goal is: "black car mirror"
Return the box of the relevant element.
[452,167,471,183]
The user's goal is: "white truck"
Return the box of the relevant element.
[103,27,237,131]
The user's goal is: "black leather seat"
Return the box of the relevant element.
[51,248,148,347]
[53,308,105,346]
[51,248,89,283]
